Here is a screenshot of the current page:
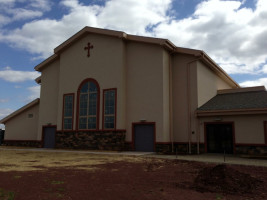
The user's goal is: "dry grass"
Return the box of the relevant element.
[0,148,143,172]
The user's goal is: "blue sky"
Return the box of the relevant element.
[0,0,267,128]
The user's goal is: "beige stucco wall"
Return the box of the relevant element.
[172,54,198,143]
[125,42,170,142]
[162,50,170,142]
[37,59,60,140]
[198,115,267,144]
[172,56,235,144]
[39,33,170,144]
[56,33,126,130]
[4,103,39,140]
[197,61,232,107]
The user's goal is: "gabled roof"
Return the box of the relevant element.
[33,26,239,88]
[197,86,267,116]
[35,27,177,72]
[0,98,40,124]
[53,26,177,55]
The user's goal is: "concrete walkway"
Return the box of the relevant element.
[1,147,266,167]
[149,154,267,167]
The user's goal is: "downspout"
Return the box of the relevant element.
[169,54,174,152]
[196,113,200,154]
[186,54,203,154]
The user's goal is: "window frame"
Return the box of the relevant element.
[76,78,100,130]
[62,93,75,130]
[102,88,117,130]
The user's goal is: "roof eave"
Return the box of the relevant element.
[175,47,202,56]
[54,26,127,55]
[123,35,176,51]
[199,51,240,88]
[34,54,58,72]
[0,98,40,124]
[196,108,267,117]
[35,76,41,84]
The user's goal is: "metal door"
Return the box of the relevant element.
[134,124,154,152]
[43,127,56,148]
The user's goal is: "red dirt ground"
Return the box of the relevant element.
[0,158,266,200]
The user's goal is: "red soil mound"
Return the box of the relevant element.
[194,164,262,195]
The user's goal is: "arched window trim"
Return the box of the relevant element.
[76,78,100,130]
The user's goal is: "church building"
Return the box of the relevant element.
[1,27,267,155]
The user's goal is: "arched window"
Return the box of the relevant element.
[77,79,99,130]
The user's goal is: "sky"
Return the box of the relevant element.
[0,0,267,128]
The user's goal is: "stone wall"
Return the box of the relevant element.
[2,140,41,147]
[155,143,205,154]
[235,145,267,155]
[124,142,134,151]
[56,130,126,151]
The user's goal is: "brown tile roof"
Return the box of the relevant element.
[198,91,267,111]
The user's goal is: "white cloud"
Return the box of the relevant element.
[0,0,15,5]
[0,14,11,26]
[0,0,171,57]
[0,0,266,76]
[154,0,267,74]
[240,78,267,88]
[29,0,52,11]
[97,0,172,35]
[0,108,13,120]
[0,67,40,82]
[26,85,40,101]
[7,8,43,20]
[0,99,9,103]
[261,65,267,74]
[0,0,51,27]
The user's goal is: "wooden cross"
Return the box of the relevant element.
[84,42,94,57]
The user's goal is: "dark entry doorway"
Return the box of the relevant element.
[133,123,155,152]
[43,126,56,148]
[206,123,234,154]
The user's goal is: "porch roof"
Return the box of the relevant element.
[197,89,267,116]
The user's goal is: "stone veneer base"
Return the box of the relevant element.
[235,145,267,155]
[155,143,206,154]
[2,140,41,148]
[56,130,126,151]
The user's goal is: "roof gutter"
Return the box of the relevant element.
[196,108,267,117]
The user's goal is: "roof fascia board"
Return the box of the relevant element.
[34,54,58,72]
[126,35,176,51]
[0,98,40,124]
[218,86,266,94]
[35,76,41,84]
[175,47,202,56]
[196,108,267,117]
[54,26,127,55]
